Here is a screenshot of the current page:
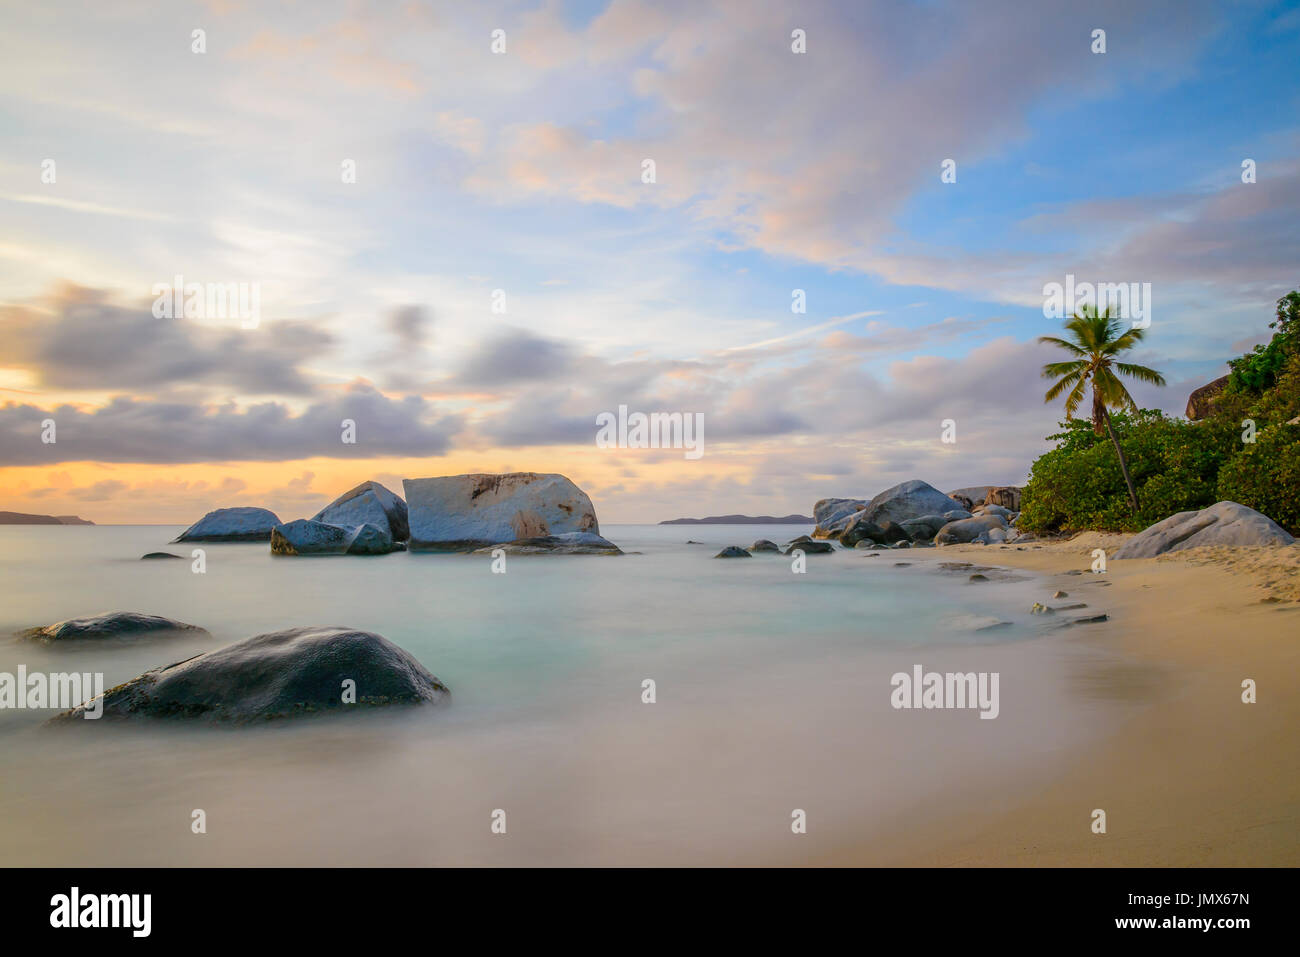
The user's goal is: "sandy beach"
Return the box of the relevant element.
[826,535,1300,866]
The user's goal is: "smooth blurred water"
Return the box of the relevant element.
[0,524,1130,865]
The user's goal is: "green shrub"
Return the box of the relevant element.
[1216,424,1300,534]
[1019,411,1238,534]
[1226,290,1299,394]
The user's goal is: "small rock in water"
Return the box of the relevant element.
[140,552,183,560]
[1053,590,1068,599]
[894,561,912,567]
[749,539,781,553]
[1070,614,1109,625]
[17,612,209,645]
[714,546,751,558]
[969,573,989,582]
[785,540,835,555]
[1030,602,1055,615]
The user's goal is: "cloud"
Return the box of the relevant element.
[66,479,127,501]
[0,383,463,465]
[453,327,576,386]
[0,285,334,396]
[387,305,432,349]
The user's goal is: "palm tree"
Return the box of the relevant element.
[1039,306,1166,513]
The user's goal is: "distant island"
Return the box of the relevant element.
[0,511,95,525]
[659,514,813,525]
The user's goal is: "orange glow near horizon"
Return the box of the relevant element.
[0,447,756,526]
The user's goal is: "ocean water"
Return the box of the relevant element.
[0,524,1132,865]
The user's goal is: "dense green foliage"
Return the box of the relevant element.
[1022,289,1300,535]
[1018,411,1238,533]
[1216,423,1300,534]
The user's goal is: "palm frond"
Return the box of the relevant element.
[1115,361,1167,387]
[1062,376,1088,419]
[1044,368,1084,403]
[1041,359,1088,379]
[1037,335,1088,356]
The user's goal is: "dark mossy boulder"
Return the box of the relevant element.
[785,540,835,555]
[49,626,449,724]
[17,612,209,645]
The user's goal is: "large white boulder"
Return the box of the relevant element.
[403,472,601,551]
[1114,501,1295,558]
[312,481,409,541]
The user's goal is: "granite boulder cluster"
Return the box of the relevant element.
[811,480,1031,548]
[172,472,622,557]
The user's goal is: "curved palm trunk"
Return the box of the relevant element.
[1101,405,1139,514]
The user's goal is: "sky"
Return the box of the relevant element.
[1,0,1298,524]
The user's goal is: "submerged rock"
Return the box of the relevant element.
[470,532,622,555]
[714,546,751,558]
[140,552,183,560]
[312,481,409,542]
[49,626,448,724]
[1113,501,1295,558]
[785,540,835,555]
[404,472,600,551]
[173,507,281,543]
[17,612,209,645]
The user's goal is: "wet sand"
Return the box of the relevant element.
[825,534,1300,866]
